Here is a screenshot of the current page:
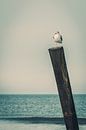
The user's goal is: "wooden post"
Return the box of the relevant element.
[48,47,79,130]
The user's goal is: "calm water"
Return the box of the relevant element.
[0,94,86,130]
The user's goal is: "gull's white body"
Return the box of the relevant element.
[53,32,62,43]
[53,32,63,48]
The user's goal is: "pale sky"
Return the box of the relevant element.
[0,0,86,94]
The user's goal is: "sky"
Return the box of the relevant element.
[0,0,86,94]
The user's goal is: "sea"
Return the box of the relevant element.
[0,94,86,130]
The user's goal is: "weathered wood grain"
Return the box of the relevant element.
[48,47,79,130]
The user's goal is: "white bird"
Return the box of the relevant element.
[53,31,63,43]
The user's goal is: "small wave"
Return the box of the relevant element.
[0,117,86,125]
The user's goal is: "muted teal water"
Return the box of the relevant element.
[0,94,86,118]
[0,94,86,130]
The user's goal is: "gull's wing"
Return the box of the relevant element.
[60,35,63,41]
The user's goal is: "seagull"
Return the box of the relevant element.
[53,32,63,45]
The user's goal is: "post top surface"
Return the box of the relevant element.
[48,46,63,51]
